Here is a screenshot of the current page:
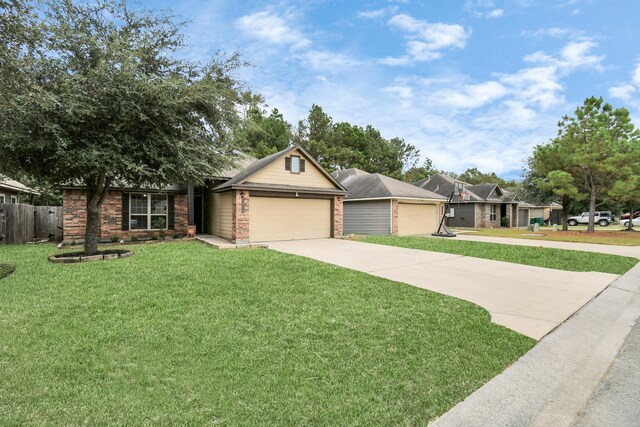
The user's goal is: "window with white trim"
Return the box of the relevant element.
[0,194,5,203]
[291,155,300,173]
[490,205,497,222]
[130,193,167,230]
[10,195,17,204]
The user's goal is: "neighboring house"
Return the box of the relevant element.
[62,145,347,242]
[527,202,563,225]
[414,173,521,228]
[333,168,446,235]
[0,176,39,204]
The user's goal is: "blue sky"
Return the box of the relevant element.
[145,0,640,179]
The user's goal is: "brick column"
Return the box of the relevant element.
[391,199,399,235]
[232,190,250,243]
[333,196,343,237]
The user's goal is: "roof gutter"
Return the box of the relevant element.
[344,196,445,202]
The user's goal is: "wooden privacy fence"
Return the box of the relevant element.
[0,203,63,244]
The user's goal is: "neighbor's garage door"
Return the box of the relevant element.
[250,197,331,242]
[398,203,438,236]
[518,209,529,227]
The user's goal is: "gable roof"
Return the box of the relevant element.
[415,173,482,202]
[0,176,39,195]
[467,183,501,201]
[214,145,346,193]
[415,173,521,204]
[333,169,445,201]
[212,152,258,180]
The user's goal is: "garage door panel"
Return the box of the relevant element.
[344,200,391,235]
[250,197,331,242]
[398,203,438,236]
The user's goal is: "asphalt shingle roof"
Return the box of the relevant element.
[333,169,445,200]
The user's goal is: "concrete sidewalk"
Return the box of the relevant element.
[267,239,617,340]
[452,233,640,259]
[430,262,640,427]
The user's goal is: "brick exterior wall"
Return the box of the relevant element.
[232,189,250,243]
[476,203,501,228]
[63,189,189,241]
[391,199,399,235]
[332,195,343,237]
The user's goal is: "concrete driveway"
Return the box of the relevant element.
[267,239,618,340]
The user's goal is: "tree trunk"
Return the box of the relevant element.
[85,195,101,255]
[83,173,110,255]
[587,188,597,233]
[561,196,571,231]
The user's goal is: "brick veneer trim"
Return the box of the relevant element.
[63,189,189,241]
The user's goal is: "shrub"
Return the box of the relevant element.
[172,232,180,239]
[500,216,509,227]
[151,234,158,241]
[158,230,166,240]
[131,236,138,242]
[111,235,119,243]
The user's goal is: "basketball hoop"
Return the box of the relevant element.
[459,191,471,203]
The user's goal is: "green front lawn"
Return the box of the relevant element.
[361,236,637,275]
[0,242,533,425]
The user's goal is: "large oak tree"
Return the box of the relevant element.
[0,0,247,254]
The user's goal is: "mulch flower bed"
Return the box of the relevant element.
[48,249,133,264]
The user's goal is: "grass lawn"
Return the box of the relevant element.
[361,236,637,275]
[457,226,640,246]
[0,241,534,425]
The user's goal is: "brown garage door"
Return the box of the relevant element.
[398,203,438,236]
[250,197,331,242]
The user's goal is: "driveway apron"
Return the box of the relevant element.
[266,239,618,340]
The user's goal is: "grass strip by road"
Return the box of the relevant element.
[362,235,637,275]
[0,241,533,425]
[461,227,640,246]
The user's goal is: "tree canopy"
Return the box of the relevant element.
[529,97,640,232]
[293,104,420,179]
[0,0,248,253]
[234,105,292,159]
[457,167,518,188]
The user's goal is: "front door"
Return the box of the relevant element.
[194,187,204,234]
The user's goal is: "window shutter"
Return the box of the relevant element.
[121,192,129,231]
[285,156,291,171]
[300,158,305,172]
[168,194,175,230]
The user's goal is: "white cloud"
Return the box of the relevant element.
[522,40,604,71]
[499,66,564,110]
[487,8,504,18]
[632,62,640,87]
[301,50,362,72]
[357,6,397,19]
[560,40,603,69]
[609,84,636,101]
[382,14,468,65]
[609,63,640,103]
[430,81,508,109]
[522,27,582,38]
[235,11,310,49]
[381,85,414,100]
